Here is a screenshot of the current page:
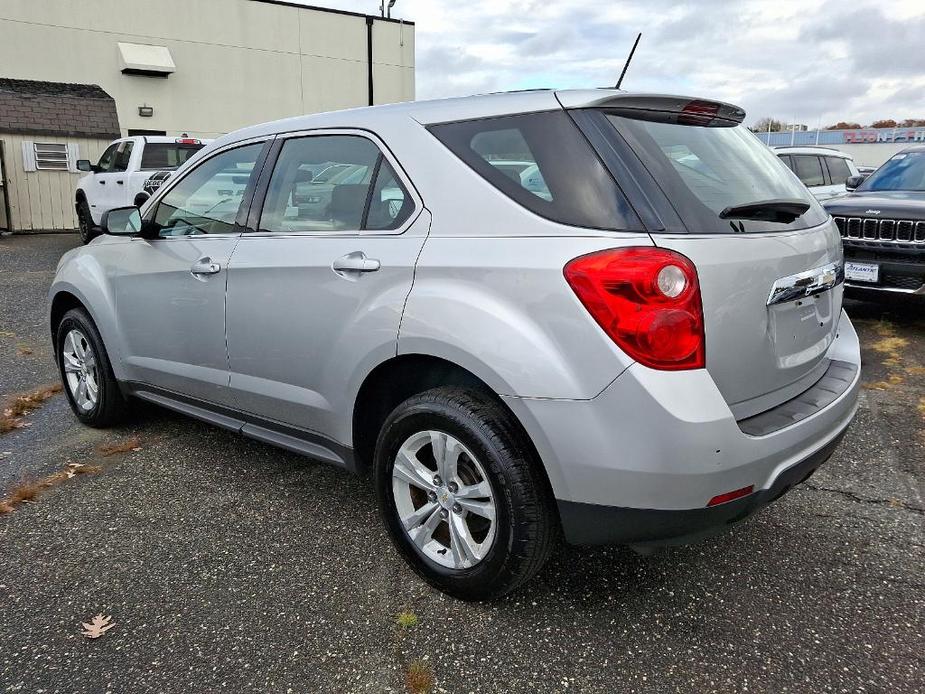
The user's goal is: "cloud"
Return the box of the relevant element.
[300,0,925,125]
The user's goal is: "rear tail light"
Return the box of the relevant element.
[175,138,200,145]
[563,247,705,370]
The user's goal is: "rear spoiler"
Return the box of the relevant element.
[556,91,746,127]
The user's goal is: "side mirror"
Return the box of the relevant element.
[76,159,94,173]
[101,206,142,236]
[846,175,865,191]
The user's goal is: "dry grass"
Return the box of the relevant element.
[96,436,142,457]
[0,384,63,435]
[0,462,101,515]
[405,661,435,694]
[7,479,43,504]
[16,345,33,356]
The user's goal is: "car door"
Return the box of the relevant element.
[87,142,121,223]
[110,139,268,405]
[224,131,428,446]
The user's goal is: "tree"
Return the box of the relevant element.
[899,118,925,128]
[869,119,898,129]
[826,121,862,130]
[750,117,784,133]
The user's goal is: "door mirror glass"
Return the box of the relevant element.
[846,175,865,191]
[76,159,93,172]
[102,206,142,236]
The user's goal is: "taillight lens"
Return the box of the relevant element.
[563,247,705,370]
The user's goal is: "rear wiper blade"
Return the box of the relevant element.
[719,199,810,223]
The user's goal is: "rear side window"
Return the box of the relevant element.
[141,144,203,170]
[825,156,851,185]
[793,155,825,186]
[429,111,639,230]
[605,114,827,233]
[259,135,413,233]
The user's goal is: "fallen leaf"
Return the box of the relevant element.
[65,463,85,479]
[81,614,116,639]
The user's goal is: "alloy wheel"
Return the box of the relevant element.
[391,430,497,569]
[62,329,99,412]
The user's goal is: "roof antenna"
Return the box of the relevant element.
[615,32,642,90]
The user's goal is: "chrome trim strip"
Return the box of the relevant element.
[767,261,844,306]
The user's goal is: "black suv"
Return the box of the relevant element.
[825,145,925,300]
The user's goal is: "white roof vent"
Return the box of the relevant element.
[117,42,175,77]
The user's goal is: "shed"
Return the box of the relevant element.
[0,79,120,232]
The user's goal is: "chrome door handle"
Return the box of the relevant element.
[190,257,221,276]
[332,252,380,275]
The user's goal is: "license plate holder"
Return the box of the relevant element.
[845,261,879,283]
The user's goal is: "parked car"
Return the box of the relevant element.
[856,165,877,180]
[825,145,925,300]
[75,136,211,243]
[774,146,860,201]
[49,91,860,600]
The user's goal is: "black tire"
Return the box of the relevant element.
[374,387,556,601]
[56,307,127,427]
[76,198,97,244]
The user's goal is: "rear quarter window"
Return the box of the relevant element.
[429,111,640,231]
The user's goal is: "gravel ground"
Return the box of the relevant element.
[0,233,923,693]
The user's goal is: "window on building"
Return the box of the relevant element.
[33,143,69,171]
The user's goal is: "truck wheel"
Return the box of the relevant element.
[56,308,127,427]
[77,199,97,244]
[374,387,557,601]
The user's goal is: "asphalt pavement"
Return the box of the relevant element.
[1,232,923,693]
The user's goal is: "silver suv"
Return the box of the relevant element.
[49,91,861,600]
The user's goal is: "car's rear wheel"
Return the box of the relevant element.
[76,199,96,244]
[56,308,126,427]
[374,387,556,600]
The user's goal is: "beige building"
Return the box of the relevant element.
[0,0,415,231]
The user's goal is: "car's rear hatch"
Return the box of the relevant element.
[570,93,843,416]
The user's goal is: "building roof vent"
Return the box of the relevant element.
[118,42,176,77]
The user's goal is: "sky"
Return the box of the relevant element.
[299,0,925,128]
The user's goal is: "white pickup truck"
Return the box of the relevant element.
[74,136,211,243]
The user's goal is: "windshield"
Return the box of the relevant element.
[140,143,204,171]
[859,151,925,192]
[606,114,828,233]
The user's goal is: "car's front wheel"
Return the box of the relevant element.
[56,308,127,427]
[374,387,556,600]
[76,199,97,244]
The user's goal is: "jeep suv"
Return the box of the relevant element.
[825,145,925,299]
[49,91,860,600]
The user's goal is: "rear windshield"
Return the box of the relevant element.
[606,115,828,233]
[859,151,925,192]
[140,143,204,171]
[429,111,641,231]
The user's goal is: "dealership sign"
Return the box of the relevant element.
[843,129,925,144]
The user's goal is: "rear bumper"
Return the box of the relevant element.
[501,309,861,546]
[557,428,845,546]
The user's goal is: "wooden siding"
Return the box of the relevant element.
[0,133,108,231]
